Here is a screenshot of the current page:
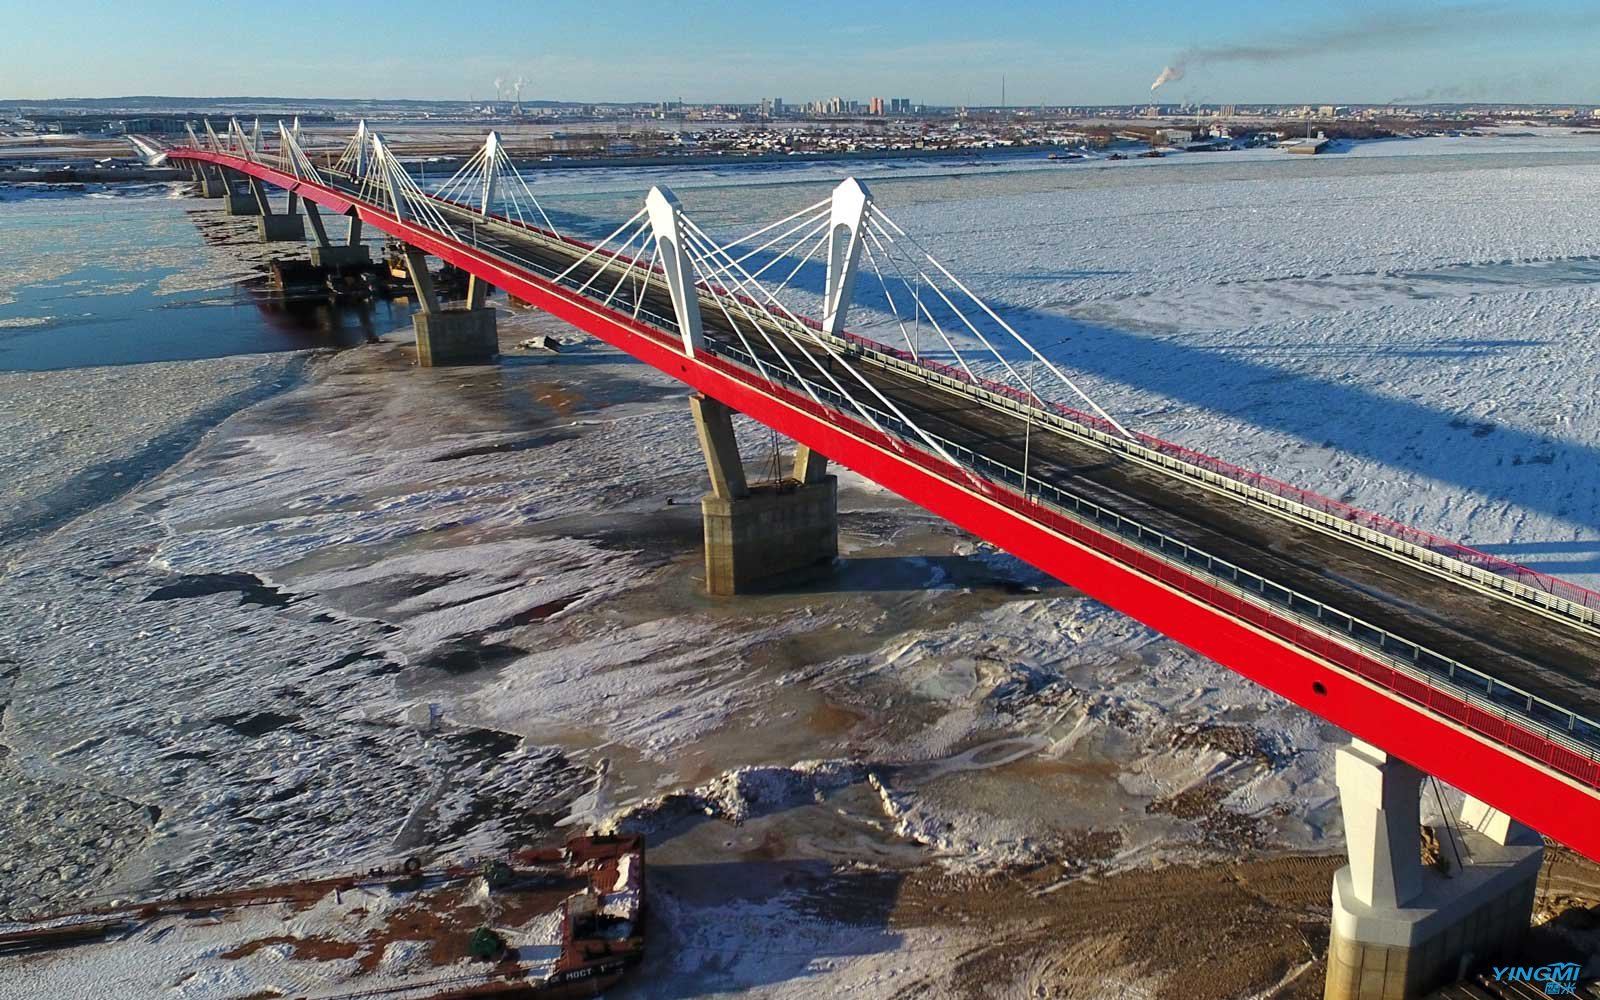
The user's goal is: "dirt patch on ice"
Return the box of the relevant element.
[889,854,1341,1000]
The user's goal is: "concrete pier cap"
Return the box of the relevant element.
[400,247,500,367]
[256,213,306,243]
[413,308,499,367]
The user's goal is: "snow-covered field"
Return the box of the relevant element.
[3,131,1598,996]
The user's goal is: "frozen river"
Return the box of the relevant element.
[3,130,1599,997]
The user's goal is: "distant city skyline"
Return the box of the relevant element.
[4,0,1598,106]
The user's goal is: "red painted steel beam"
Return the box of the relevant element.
[169,151,1600,861]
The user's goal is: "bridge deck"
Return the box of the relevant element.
[392,187,1600,730]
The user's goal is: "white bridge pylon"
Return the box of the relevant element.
[358,131,455,238]
[433,131,558,235]
[226,118,256,163]
[275,119,323,185]
[543,172,1132,469]
[645,186,705,358]
[822,178,870,335]
[334,120,370,180]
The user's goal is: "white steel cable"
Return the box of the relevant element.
[873,210,1133,438]
[602,224,656,310]
[573,217,651,297]
[552,208,648,285]
[679,238,779,384]
[727,204,833,269]
[740,214,832,285]
[718,195,832,254]
[679,227,848,413]
[766,225,831,301]
[860,236,919,359]
[681,216,960,467]
[632,246,658,321]
[861,222,977,381]
[870,218,1042,406]
[680,228,816,392]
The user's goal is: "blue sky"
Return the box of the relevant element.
[2,0,1595,105]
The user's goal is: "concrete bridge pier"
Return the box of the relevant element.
[1324,739,1543,1000]
[218,168,259,216]
[304,206,371,268]
[403,247,498,367]
[197,164,229,199]
[690,393,838,596]
[247,176,305,243]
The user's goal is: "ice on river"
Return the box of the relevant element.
[2,135,1598,987]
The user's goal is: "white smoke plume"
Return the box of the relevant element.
[1148,3,1569,96]
[1151,65,1185,92]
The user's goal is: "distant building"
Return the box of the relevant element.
[1284,132,1330,154]
[869,97,885,116]
[890,98,912,114]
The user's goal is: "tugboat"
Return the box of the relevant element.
[0,834,646,999]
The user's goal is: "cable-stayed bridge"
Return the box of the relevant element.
[160,119,1600,1000]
